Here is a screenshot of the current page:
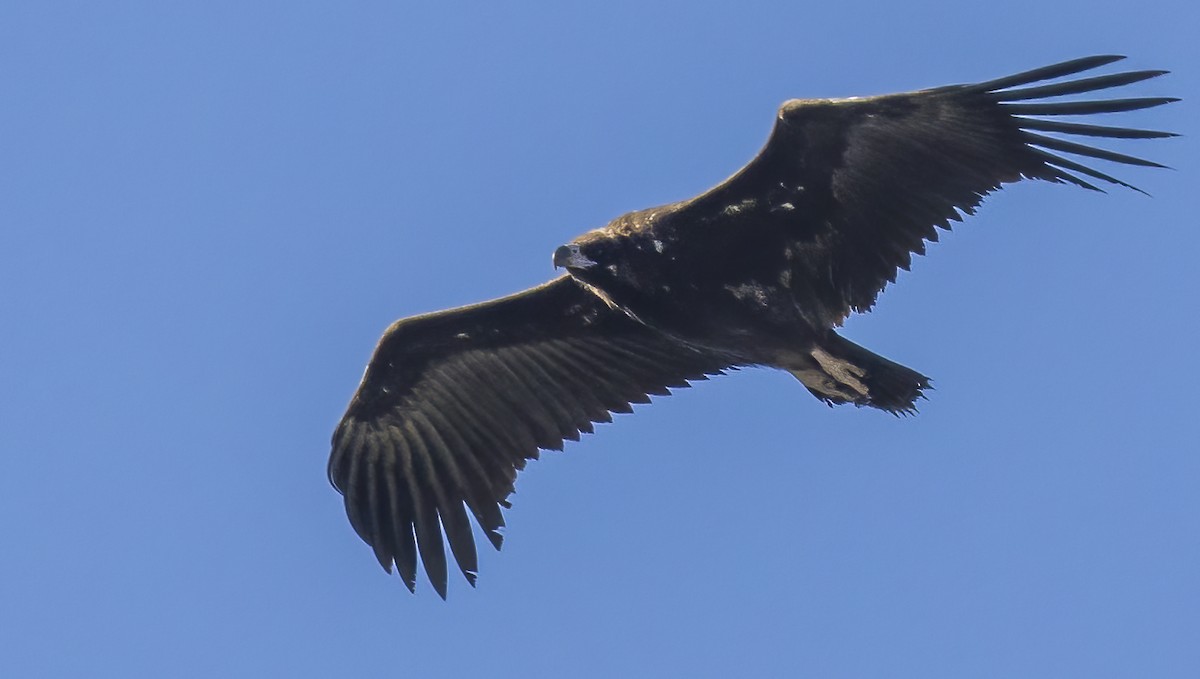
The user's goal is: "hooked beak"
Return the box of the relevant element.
[553,244,597,270]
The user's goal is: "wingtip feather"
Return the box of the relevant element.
[965,55,1127,93]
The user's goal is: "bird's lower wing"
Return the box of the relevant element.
[328,275,735,597]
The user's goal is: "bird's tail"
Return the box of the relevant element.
[789,333,930,415]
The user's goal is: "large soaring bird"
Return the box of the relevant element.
[329,56,1175,597]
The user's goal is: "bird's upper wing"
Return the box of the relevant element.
[329,275,734,597]
[682,55,1175,320]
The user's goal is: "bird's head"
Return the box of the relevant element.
[553,233,635,296]
[552,234,641,314]
[553,227,655,301]
[552,243,597,271]
[552,230,625,284]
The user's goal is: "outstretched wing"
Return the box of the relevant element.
[329,275,734,597]
[683,55,1176,321]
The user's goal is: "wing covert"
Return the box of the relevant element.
[329,276,734,597]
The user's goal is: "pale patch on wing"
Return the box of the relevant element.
[652,240,664,253]
[723,282,769,307]
[565,303,600,325]
[721,198,757,216]
[575,279,642,324]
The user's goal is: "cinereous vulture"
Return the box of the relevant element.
[329,56,1175,597]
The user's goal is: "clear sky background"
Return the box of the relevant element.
[2,2,1197,677]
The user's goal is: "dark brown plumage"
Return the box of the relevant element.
[330,56,1175,597]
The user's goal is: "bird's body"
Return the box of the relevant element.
[557,204,929,410]
[329,56,1176,597]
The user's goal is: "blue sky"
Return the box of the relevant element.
[2,2,1196,677]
